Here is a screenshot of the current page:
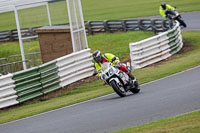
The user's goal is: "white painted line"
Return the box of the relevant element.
[141,65,200,86]
[130,108,200,128]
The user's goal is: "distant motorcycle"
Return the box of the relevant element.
[166,9,187,27]
[98,62,140,97]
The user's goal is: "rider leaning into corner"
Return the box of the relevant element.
[92,50,135,80]
[159,2,187,28]
[159,2,175,18]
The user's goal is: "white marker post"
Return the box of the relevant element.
[14,7,27,70]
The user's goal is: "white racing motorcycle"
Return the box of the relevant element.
[166,9,187,27]
[99,62,140,97]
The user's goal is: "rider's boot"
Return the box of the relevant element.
[126,72,136,89]
[126,71,135,80]
[129,73,135,80]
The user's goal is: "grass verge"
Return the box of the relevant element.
[0,31,200,124]
[0,41,40,58]
[113,110,200,133]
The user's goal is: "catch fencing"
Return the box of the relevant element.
[0,48,94,109]
[129,21,182,69]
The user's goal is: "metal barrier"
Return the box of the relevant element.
[0,58,7,64]
[0,19,173,42]
[0,74,18,109]
[39,61,61,94]
[129,22,182,69]
[0,31,11,42]
[0,74,15,99]
[168,26,183,55]
[86,19,173,35]
[0,27,38,42]
[12,67,42,103]
[56,49,94,87]
[0,48,93,109]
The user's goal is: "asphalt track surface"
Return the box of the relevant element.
[1,65,200,133]
[1,12,200,133]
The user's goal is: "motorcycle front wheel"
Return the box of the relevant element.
[177,17,187,27]
[130,80,140,94]
[110,80,126,97]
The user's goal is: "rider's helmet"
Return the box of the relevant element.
[161,2,167,10]
[92,50,102,63]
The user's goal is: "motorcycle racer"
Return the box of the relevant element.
[92,50,135,80]
[159,2,175,18]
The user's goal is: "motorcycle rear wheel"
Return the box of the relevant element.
[110,80,126,97]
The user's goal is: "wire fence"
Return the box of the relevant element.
[0,60,32,75]
[0,52,41,75]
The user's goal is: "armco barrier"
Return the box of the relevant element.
[0,74,15,98]
[0,19,173,42]
[39,61,61,94]
[56,49,94,87]
[0,74,18,109]
[168,26,183,55]
[86,19,173,35]
[129,22,182,69]
[0,48,94,109]
[12,67,43,103]
[11,61,61,103]
[0,95,19,109]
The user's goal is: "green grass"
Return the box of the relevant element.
[113,110,200,133]
[0,41,42,68]
[0,31,200,124]
[0,1,69,31]
[88,31,154,59]
[82,0,200,20]
[0,0,200,31]
[0,41,40,58]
